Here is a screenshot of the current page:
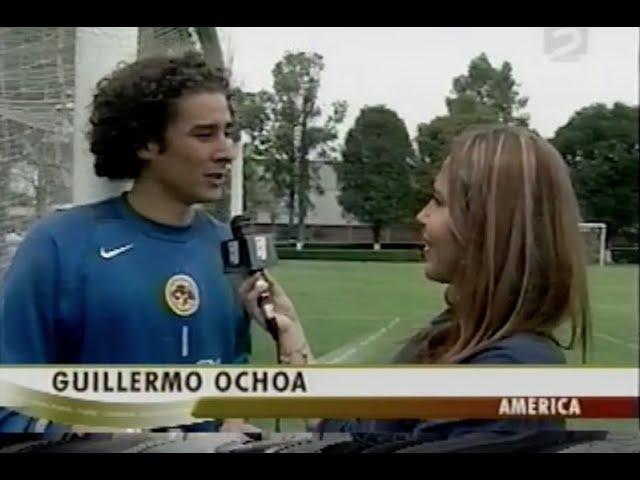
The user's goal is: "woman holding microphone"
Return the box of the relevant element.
[240,124,591,438]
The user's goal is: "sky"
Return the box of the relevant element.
[218,27,638,140]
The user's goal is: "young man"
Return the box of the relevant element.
[0,52,251,432]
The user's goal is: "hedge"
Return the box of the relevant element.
[610,247,639,264]
[276,242,421,250]
[276,248,422,262]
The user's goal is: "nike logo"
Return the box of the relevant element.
[99,244,134,259]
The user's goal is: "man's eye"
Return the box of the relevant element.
[225,125,237,139]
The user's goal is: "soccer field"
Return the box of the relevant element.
[248,260,638,432]
[251,261,639,366]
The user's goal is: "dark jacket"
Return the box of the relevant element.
[318,315,566,441]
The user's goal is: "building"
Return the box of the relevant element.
[253,160,420,244]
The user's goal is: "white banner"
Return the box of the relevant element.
[0,367,637,403]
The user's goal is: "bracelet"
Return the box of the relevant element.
[279,338,311,365]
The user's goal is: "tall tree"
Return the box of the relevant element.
[230,88,280,220]
[270,51,346,246]
[552,102,639,239]
[338,105,415,248]
[413,52,530,210]
[446,52,529,126]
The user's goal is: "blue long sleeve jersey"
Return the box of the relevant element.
[0,195,250,431]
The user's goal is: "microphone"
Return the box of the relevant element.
[221,215,282,432]
[222,215,280,341]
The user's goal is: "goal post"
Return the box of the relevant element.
[579,222,607,267]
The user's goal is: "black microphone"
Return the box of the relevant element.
[221,215,282,432]
[222,215,280,342]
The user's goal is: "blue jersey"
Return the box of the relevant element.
[1,194,250,364]
[0,194,250,431]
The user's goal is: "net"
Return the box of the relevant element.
[0,27,208,284]
[579,222,607,266]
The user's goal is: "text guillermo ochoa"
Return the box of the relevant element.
[51,369,308,394]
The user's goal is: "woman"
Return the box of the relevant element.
[240,124,591,439]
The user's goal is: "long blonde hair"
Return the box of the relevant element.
[405,125,591,364]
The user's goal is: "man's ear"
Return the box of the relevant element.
[137,141,160,161]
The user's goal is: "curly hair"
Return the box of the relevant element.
[89,51,232,180]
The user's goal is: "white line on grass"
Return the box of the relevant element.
[304,314,404,321]
[592,303,637,312]
[319,317,402,364]
[593,332,639,351]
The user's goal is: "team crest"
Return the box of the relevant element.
[164,274,200,317]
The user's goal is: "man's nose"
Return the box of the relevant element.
[213,146,234,164]
[219,141,239,163]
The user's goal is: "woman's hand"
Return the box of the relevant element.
[238,271,313,365]
[238,271,300,335]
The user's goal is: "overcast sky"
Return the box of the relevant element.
[219,27,638,139]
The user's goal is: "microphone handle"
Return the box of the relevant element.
[254,272,279,343]
[259,295,280,343]
[253,270,282,433]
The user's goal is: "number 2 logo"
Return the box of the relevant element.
[544,28,588,62]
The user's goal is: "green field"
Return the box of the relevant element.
[251,261,639,366]
[248,261,638,432]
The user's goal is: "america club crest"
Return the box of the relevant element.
[164,274,200,317]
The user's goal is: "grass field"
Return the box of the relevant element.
[251,261,639,366]
[248,260,638,432]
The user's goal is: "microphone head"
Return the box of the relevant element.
[230,215,250,239]
[222,216,279,274]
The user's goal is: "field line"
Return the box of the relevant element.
[318,317,402,364]
[593,332,639,351]
[592,303,637,312]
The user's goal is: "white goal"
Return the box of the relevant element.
[579,222,607,267]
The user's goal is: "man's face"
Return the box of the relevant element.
[141,91,234,205]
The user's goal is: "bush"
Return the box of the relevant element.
[276,248,422,262]
[276,242,421,250]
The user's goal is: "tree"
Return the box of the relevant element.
[413,112,496,209]
[230,88,280,220]
[269,51,346,246]
[413,52,530,210]
[552,102,639,239]
[446,53,529,126]
[337,106,415,248]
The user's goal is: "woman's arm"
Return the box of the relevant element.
[238,272,319,430]
[238,271,315,365]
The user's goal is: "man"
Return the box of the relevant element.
[0,52,251,432]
